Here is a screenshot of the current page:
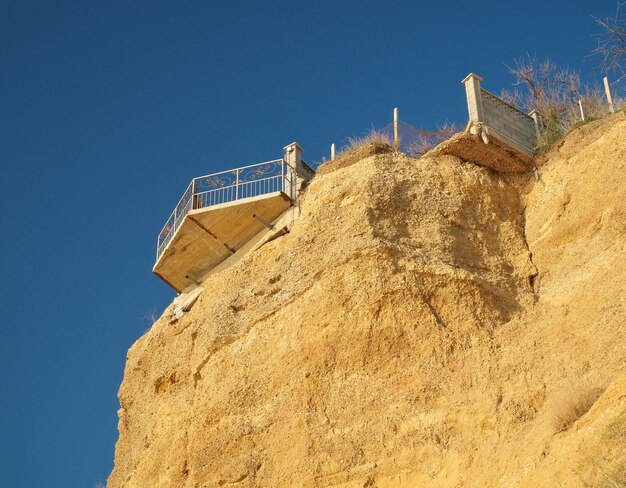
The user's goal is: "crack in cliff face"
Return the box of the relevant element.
[421,294,448,329]
[520,203,540,296]
[192,334,240,387]
[364,154,536,326]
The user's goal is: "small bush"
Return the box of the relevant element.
[571,115,600,130]
[551,384,603,433]
[501,56,610,151]
[592,3,626,75]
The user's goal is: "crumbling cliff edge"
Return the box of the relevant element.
[109,112,626,487]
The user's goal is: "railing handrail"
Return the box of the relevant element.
[156,159,287,261]
[158,159,287,241]
[157,180,193,239]
[193,174,282,195]
[191,158,284,182]
[480,87,534,121]
[157,160,285,239]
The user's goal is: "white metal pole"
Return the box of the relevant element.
[603,76,615,113]
[331,143,336,160]
[579,100,585,121]
[393,107,399,149]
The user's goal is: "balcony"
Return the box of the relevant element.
[153,158,295,292]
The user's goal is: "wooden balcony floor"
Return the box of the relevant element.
[153,191,292,292]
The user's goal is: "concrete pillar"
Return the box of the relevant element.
[604,76,615,113]
[284,141,303,169]
[461,73,485,124]
[283,142,304,201]
[331,143,336,160]
[529,110,544,135]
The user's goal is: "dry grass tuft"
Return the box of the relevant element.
[551,384,604,433]
[344,128,393,152]
[315,142,393,176]
[315,129,394,176]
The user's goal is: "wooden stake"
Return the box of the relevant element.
[579,100,585,121]
[393,107,399,149]
[604,76,615,113]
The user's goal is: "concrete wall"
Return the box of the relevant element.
[462,73,538,157]
[480,88,536,155]
[298,160,316,181]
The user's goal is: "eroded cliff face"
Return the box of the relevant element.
[109,112,626,488]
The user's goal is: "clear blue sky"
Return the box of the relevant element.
[0,1,617,486]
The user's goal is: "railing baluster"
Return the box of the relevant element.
[157,160,288,260]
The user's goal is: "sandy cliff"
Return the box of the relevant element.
[109,112,626,487]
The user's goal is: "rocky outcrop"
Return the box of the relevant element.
[109,112,626,487]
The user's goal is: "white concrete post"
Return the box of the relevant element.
[331,143,336,160]
[283,142,304,201]
[461,73,485,124]
[579,100,586,121]
[529,110,543,149]
[529,110,544,135]
[393,107,399,149]
[604,76,615,113]
[283,142,303,170]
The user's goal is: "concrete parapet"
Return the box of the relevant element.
[462,73,537,159]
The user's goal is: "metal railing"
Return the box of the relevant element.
[156,158,287,260]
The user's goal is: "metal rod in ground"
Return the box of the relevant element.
[252,213,274,230]
[579,100,585,121]
[331,143,335,160]
[393,107,399,149]
[185,274,201,285]
[604,76,615,113]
